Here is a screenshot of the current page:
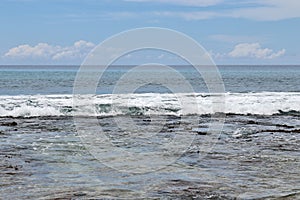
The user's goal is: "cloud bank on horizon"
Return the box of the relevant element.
[228,43,285,59]
[0,0,299,65]
[4,40,95,62]
[4,41,286,64]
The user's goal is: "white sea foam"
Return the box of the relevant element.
[0,92,299,117]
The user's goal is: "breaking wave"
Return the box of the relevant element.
[0,92,299,117]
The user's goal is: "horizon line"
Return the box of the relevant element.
[1,64,300,67]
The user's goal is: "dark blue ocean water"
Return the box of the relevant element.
[1,65,300,95]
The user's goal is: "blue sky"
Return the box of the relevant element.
[1,0,300,65]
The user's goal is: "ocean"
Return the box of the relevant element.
[0,65,299,199]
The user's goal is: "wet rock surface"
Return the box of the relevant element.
[0,115,299,199]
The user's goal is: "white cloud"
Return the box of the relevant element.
[125,0,223,7]
[4,40,95,61]
[4,43,59,58]
[102,11,138,20]
[157,54,165,59]
[230,0,300,21]
[153,11,217,20]
[228,43,286,59]
[135,0,300,21]
[208,50,226,59]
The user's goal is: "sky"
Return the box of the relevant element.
[0,0,300,65]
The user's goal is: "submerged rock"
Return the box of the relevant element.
[1,121,18,126]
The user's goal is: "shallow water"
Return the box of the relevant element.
[1,114,299,199]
